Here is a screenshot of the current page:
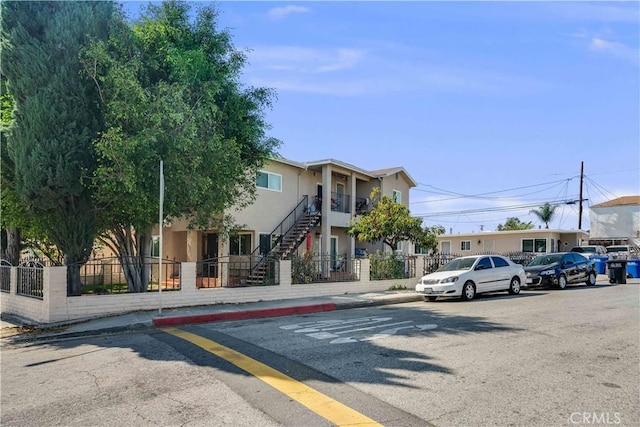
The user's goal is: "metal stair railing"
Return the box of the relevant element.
[249,195,319,275]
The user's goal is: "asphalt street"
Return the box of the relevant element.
[1,280,638,426]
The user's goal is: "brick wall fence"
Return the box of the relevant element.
[1,258,429,324]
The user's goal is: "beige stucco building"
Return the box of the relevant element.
[158,157,417,267]
[436,228,589,255]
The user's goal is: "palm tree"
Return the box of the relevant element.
[530,203,558,229]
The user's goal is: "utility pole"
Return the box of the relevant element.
[578,161,584,230]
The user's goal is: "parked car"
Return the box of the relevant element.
[605,245,640,260]
[570,245,607,259]
[523,252,597,289]
[415,255,526,301]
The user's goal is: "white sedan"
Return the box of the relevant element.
[416,255,526,301]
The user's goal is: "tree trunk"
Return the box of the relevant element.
[1,227,21,265]
[103,226,152,293]
[67,262,82,296]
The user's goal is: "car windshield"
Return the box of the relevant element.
[437,257,477,272]
[527,254,563,267]
[607,246,627,253]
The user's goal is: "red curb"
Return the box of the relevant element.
[153,303,338,327]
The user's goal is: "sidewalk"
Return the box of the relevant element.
[0,290,424,344]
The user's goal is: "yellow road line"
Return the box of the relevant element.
[164,327,382,427]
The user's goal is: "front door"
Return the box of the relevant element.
[202,233,218,277]
[336,182,345,212]
[316,184,323,210]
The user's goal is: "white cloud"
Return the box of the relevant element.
[267,5,310,21]
[248,46,366,74]
[590,37,639,66]
[244,44,547,97]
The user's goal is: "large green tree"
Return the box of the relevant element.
[530,203,558,229]
[81,1,279,292]
[1,1,115,293]
[347,188,444,253]
[496,217,534,231]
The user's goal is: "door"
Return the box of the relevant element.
[336,182,345,212]
[570,253,588,282]
[316,184,323,210]
[202,233,218,277]
[562,253,579,283]
[490,256,512,291]
[473,256,495,292]
[441,241,451,254]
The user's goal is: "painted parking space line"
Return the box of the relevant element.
[280,317,439,344]
[163,327,382,427]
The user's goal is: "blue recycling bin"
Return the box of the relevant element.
[626,260,640,279]
[594,256,607,275]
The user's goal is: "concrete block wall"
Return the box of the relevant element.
[1,257,425,324]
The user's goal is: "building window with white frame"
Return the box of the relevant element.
[256,171,282,191]
[522,238,547,253]
[230,233,252,256]
[392,189,402,204]
[461,240,471,251]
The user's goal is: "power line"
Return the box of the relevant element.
[413,198,577,218]
[410,178,575,204]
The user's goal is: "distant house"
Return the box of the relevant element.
[435,229,589,255]
[588,196,640,246]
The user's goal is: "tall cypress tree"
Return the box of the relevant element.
[0,1,115,294]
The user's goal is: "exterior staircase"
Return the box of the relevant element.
[245,196,321,285]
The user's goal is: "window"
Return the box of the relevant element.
[230,233,252,255]
[476,257,493,270]
[491,257,509,268]
[151,236,160,257]
[256,171,282,191]
[392,190,402,204]
[415,243,430,254]
[259,233,279,256]
[461,240,471,251]
[522,238,547,253]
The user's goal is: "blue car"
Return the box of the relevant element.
[523,252,597,289]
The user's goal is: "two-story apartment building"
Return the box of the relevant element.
[155,157,417,284]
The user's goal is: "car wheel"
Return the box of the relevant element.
[508,277,521,295]
[558,274,567,290]
[461,281,476,301]
[609,279,616,284]
[586,271,596,286]
[424,296,437,302]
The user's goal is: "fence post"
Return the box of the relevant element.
[279,260,292,288]
[10,266,17,295]
[181,262,196,294]
[417,256,427,278]
[43,266,68,323]
[360,258,370,284]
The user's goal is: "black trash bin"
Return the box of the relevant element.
[607,260,627,284]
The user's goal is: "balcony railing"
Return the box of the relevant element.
[330,192,351,213]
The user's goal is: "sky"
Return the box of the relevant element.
[126,1,640,234]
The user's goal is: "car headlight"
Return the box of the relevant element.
[440,276,459,283]
[539,269,555,276]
